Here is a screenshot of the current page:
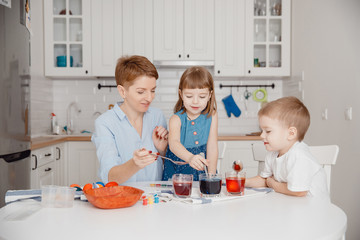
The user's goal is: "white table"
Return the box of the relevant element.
[0,182,347,240]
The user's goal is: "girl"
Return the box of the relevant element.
[162,66,218,181]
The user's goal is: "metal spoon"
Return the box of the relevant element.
[199,152,208,175]
[151,153,188,165]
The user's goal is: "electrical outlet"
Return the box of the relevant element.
[345,107,352,120]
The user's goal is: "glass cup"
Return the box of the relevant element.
[225,171,246,196]
[41,185,75,208]
[199,173,222,197]
[172,174,193,198]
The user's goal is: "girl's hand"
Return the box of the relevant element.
[189,154,208,171]
[152,126,168,154]
[133,148,157,169]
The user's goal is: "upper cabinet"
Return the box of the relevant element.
[214,0,245,77]
[245,0,290,76]
[44,0,91,77]
[153,0,214,62]
[91,0,153,76]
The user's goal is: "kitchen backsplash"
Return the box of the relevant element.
[31,68,283,136]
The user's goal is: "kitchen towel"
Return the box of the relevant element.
[222,94,241,117]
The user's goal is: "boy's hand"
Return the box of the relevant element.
[266,176,276,188]
[189,154,208,171]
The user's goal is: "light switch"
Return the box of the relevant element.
[321,108,328,120]
[345,107,352,120]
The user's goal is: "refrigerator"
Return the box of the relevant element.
[0,0,32,208]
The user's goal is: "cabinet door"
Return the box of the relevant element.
[123,0,153,61]
[91,0,122,76]
[215,0,245,76]
[219,141,259,178]
[154,0,184,60]
[245,0,290,76]
[55,143,66,186]
[67,142,100,186]
[184,0,214,60]
[39,162,56,187]
[44,0,91,76]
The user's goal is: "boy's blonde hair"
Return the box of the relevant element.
[258,96,310,141]
[174,66,217,117]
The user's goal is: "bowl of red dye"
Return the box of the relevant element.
[84,186,144,209]
[172,174,193,198]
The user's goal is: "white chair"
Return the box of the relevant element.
[251,143,339,193]
[251,142,267,174]
[308,145,339,193]
[217,141,226,174]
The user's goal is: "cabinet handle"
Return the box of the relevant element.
[32,154,37,170]
[56,147,60,160]
[187,54,189,58]
[45,153,52,157]
[85,70,88,74]
[178,54,181,58]
[248,70,251,74]
[45,167,52,172]
[218,70,220,74]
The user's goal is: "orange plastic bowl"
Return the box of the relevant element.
[84,186,144,209]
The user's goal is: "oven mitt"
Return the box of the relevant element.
[222,95,241,118]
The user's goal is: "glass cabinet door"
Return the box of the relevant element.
[44,0,90,76]
[246,0,290,76]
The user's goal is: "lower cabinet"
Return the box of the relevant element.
[218,141,259,178]
[67,142,100,186]
[31,145,58,189]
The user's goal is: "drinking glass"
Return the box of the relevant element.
[199,173,222,197]
[172,174,193,198]
[225,171,246,196]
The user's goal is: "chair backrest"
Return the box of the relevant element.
[251,143,339,193]
[251,142,267,173]
[217,141,227,174]
[308,145,339,193]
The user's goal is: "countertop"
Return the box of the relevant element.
[31,134,262,150]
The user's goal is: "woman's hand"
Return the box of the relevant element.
[189,154,208,171]
[152,126,168,155]
[132,148,157,169]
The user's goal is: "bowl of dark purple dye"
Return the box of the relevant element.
[199,173,222,197]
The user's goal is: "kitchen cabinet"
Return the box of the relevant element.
[91,0,153,76]
[245,0,290,76]
[214,0,245,77]
[218,141,259,178]
[55,143,67,186]
[31,145,57,188]
[153,0,214,62]
[67,142,100,186]
[44,0,91,77]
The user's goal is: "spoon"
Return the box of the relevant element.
[150,153,188,165]
[199,152,208,175]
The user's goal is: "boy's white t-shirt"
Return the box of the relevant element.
[260,141,329,200]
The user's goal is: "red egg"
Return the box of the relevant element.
[105,181,119,187]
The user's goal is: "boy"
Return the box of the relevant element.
[246,97,329,199]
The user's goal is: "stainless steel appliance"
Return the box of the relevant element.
[0,0,31,208]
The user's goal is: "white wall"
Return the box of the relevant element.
[291,1,360,239]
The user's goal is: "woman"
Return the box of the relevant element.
[92,55,168,184]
